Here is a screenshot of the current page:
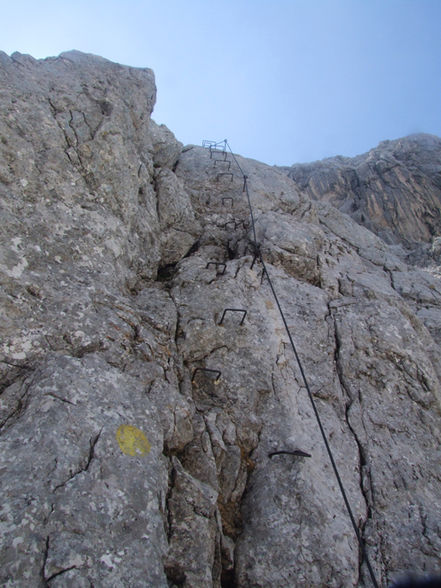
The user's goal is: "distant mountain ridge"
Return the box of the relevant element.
[280,133,441,257]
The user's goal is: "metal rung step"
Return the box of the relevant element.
[213,159,231,169]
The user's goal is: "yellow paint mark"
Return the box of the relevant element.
[116,425,151,457]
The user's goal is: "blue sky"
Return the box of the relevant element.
[2,0,441,165]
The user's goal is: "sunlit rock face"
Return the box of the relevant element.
[0,51,440,587]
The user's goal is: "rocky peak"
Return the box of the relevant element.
[0,51,440,587]
[280,133,441,262]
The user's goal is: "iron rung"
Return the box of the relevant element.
[206,262,226,275]
[218,308,247,326]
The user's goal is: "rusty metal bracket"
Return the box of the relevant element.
[222,197,234,208]
[192,368,221,382]
[268,450,311,458]
[218,308,247,326]
[242,175,248,193]
[206,262,226,275]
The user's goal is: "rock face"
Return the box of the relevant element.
[0,51,440,587]
[280,134,441,255]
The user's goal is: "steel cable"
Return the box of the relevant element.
[224,140,380,588]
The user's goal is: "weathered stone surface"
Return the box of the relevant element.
[154,167,200,265]
[281,134,441,253]
[1,51,441,588]
[1,354,169,586]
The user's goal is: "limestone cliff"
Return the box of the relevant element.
[0,51,440,587]
[280,135,441,260]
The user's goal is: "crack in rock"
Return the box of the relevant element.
[53,429,102,492]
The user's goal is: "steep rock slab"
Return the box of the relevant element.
[174,144,441,586]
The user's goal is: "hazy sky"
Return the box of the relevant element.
[2,0,441,165]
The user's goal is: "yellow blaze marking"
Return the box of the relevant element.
[116,425,151,457]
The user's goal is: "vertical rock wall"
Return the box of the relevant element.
[0,52,440,587]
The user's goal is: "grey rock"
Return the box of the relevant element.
[155,167,200,265]
[1,51,441,588]
[0,354,169,586]
[281,134,441,252]
[148,119,183,169]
